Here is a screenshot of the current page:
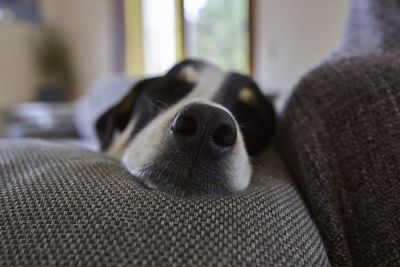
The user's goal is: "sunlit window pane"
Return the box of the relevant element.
[142,0,177,75]
[184,0,249,73]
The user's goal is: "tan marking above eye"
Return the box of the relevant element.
[239,87,258,107]
[176,66,199,83]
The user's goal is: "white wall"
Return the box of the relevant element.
[41,0,115,98]
[0,22,40,108]
[253,0,349,101]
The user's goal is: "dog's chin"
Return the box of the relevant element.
[136,169,232,198]
[123,152,251,198]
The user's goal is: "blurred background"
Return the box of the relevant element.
[0,0,348,144]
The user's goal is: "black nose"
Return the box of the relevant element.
[170,103,237,156]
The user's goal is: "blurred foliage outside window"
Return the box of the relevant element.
[184,0,249,73]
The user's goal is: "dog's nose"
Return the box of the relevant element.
[170,103,237,155]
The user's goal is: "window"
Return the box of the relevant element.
[124,0,251,76]
[142,0,178,75]
[183,0,250,73]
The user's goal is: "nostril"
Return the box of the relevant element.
[171,114,197,136]
[171,103,237,154]
[212,124,237,147]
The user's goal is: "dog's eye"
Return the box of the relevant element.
[148,81,193,108]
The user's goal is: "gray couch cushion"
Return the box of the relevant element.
[0,139,329,266]
[279,54,400,267]
[278,1,400,266]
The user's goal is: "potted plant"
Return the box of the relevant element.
[34,27,74,101]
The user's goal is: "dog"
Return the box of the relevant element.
[96,59,275,197]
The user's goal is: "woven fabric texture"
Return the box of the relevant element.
[278,0,400,266]
[0,140,329,267]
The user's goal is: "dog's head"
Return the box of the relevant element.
[96,60,275,197]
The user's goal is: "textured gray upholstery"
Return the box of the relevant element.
[278,0,400,266]
[0,140,329,266]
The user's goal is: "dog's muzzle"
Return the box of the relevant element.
[170,103,237,160]
[122,101,251,198]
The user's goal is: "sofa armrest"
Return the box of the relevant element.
[278,53,400,266]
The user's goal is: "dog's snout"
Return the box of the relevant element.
[170,103,237,154]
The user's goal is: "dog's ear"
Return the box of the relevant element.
[95,77,159,151]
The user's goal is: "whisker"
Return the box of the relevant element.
[145,96,164,112]
[239,121,254,128]
[155,100,169,110]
